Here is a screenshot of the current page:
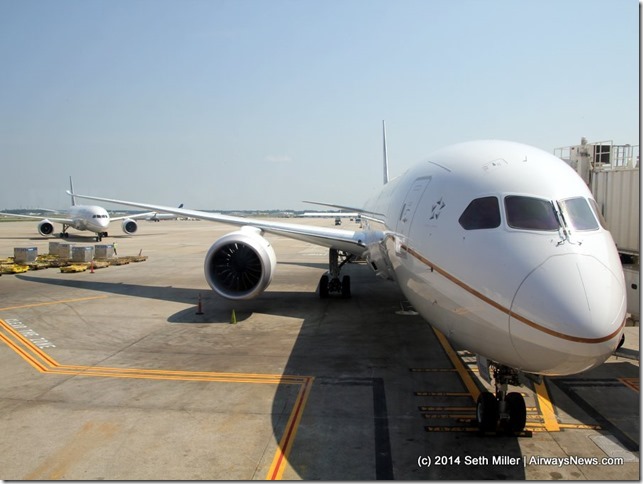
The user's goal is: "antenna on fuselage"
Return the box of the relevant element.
[382,120,389,185]
[69,176,77,206]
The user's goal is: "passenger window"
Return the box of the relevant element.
[559,197,599,231]
[459,197,500,230]
[505,196,558,231]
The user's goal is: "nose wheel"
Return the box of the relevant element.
[475,364,527,433]
[319,248,354,298]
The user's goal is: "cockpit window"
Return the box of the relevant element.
[504,196,558,231]
[459,196,501,230]
[588,199,607,229]
[559,197,599,231]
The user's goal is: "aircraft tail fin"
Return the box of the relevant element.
[382,120,389,185]
[69,177,77,206]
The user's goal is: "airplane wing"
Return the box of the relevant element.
[303,201,384,224]
[71,193,372,254]
[0,212,74,224]
[110,211,157,221]
[64,191,180,222]
[302,212,359,218]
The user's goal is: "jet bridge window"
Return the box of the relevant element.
[558,197,599,231]
[505,196,558,231]
[459,196,501,230]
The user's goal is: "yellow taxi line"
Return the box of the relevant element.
[0,295,109,312]
[432,327,566,433]
[533,380,560,432]
[432,328,481,401]
[267,376,314,480]
[0,318,313,480]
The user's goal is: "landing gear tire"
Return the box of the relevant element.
[318,248,353,298]
[341,275,351,298]
[504,392,527,433]
[476,391,499,432]
[319,275,329,298]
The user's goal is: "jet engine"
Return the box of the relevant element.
[38,220,55,236]
[204,226,277,300]
[121,219,138,235]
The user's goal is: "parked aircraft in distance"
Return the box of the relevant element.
[0,178,152,241]
[144,204,184,221]
[73,124,627,433]
[301,211,359,218]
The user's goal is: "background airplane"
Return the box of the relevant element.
[0,177,152,241]
[72,129,626,434]
[143,204,184,222]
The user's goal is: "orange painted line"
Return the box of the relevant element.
[0,295,109,312]
[1,319,305,385]
[1,318,315,480]
[0,331,49,373]
[619,377,639,393]
[267,376,314,480]
[0,319,59,368]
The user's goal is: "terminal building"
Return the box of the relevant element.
[555,138,639,323]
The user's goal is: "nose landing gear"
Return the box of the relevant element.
[476,364,527,434]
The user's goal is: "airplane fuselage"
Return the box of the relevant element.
[67,205,111,234]
[362,140,626,376]
[69,139,628,380]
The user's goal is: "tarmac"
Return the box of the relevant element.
[0,218,639,480]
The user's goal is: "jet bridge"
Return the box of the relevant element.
[555,138,640,322]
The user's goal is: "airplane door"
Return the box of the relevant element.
[396,176,432,236]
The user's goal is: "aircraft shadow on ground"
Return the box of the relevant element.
[266,263,527,480]
[16,274,317,324]
[547,361,640,453]
[17,265,527,479]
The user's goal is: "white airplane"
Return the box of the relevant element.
[144,204,184,221]
[0,178,150,241]
[72,128,627,433]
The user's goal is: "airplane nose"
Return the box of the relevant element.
[509,254,626,375]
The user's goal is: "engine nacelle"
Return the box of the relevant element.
[38,219,55,236]
[121,218,138,235]
[204,226,277,300]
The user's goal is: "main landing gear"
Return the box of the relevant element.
[59,224,70,239]
[319,248,354,298]
[476,364,527,434]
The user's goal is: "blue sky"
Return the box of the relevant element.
[0,0,638,210]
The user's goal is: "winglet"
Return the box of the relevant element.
[68,176,77,206]
[382,120,389,185]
